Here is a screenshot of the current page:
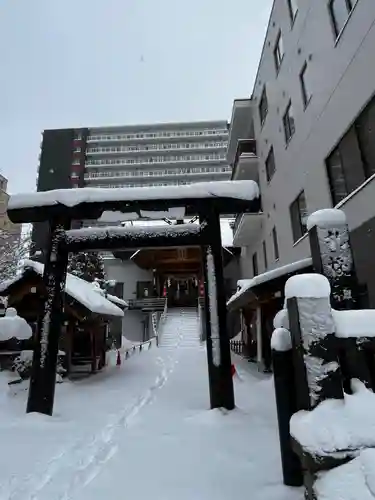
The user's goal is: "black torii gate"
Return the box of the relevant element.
[7,181,260,416]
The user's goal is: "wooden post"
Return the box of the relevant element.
[308,209,358,310]
[200,208,235,410]
[272,329,303,487]
[27,218,70,415]
[286,275,344,411]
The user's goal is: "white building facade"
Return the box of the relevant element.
[232,0,375,307]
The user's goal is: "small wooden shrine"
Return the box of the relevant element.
[0,262,125,375]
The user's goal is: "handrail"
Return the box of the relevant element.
[153,298,168,346]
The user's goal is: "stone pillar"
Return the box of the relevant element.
[200,209,234,410]
[307,209,358,310]
[286,274,344,411]
[27,218,70,415]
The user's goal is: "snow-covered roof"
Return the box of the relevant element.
[22,260,124,317]
[90,284,128,308]
[8,180,259,210]
[227,258,313,305]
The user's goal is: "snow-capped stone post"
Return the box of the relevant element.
[307,209,358,310]
[271,311,303,487]
[286,274,344,411]
[27,218,70,416]
[200,210,235,410]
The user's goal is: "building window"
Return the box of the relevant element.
[329,0,357,39]
[290,191,308,242]
[263,241,268,269]
[259,86,269,126]
[283,101,296,144]
[354,96,375,180]
[272,227,280,260]
[287,0,298,22]
[252,253,258,276]
[300,62,313,108]
[326,147,348,205]
[265,147,276,182]
[273,31,284,73]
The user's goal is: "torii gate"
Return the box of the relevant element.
[7,180,260,415]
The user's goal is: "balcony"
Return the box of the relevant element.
[84,167,232,182]
[232,212,264,247]
[231,139,258,183]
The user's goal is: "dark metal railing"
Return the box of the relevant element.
[127,297,166,310]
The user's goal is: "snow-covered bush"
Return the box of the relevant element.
[12,350,33,379]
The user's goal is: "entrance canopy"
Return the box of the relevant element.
[7,180,260,223]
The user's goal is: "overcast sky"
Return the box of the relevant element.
[0,0,272,194]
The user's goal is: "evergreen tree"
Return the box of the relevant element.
[67,252,105,283]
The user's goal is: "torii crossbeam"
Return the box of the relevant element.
[7,180,260,415]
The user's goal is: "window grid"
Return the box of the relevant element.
[287,0,298,22]
[300,62,313,108]
[87,128,228,142]
[252,253,259,276]
[274,31,285,73]
[84,166,231,180]
[272,227,280,260]
[259,87,269,126]
[329,0,357,39]
[265,147,276,182]
[86,141,228,155]
[263,241,268,270]
[290,191,308,242]
[85,153,226,167]
[283,101,296,144]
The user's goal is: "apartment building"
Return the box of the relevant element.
[231,0,375,307]
[32,120,229,251]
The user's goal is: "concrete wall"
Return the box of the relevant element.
[104,258,153,342]
[240,0,375,280]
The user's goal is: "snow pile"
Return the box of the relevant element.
[291,380,375,456]
[0,308,32,341]
[285,273,331,299]
[306,208,347,231]
[271,328,292,352]
[23,260,124,317]
[315,449,375,500]
[332,309,375,338]
[273,309,289,330]
[9,180,260,210]
[90,282,128,308]
[228,258,312,305]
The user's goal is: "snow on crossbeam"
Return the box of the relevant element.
[7,181,260,223]
[65,223,208,251]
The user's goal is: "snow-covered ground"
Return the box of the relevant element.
[0,321,302,500]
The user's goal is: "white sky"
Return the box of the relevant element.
[0,0,273,194]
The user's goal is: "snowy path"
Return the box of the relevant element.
[0,330,302,500]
